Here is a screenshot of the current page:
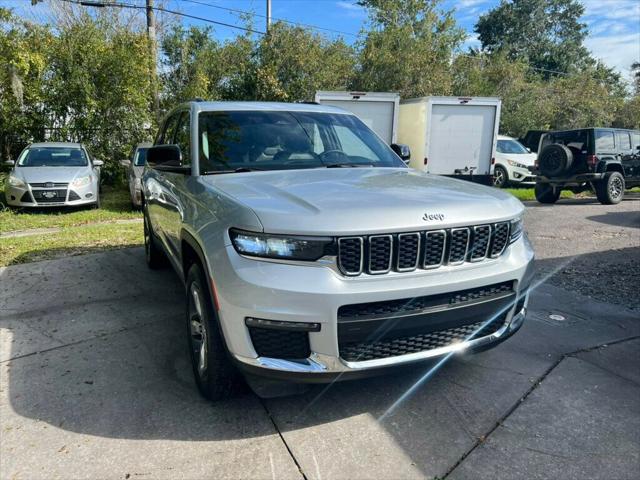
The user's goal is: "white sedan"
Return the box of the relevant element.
[493,135,537,188]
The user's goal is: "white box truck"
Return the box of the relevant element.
[314,91,400,144]
[398,96,501,185]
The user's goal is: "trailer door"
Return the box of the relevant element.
[427,104,496,175]
[319,100,395,144]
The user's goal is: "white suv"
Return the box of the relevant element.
[493,135,537,188]
[142,101,535,400]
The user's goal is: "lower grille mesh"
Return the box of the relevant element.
[339,318,504,362]
[248,327,310,359]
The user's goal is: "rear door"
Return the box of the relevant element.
[615,130,634,179]
[427,103,496,175]
[632,132,640,180]
[594,129,617,167]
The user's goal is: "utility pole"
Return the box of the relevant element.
[146,0,160,122]
[266,0,271,33]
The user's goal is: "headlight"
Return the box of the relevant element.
[507,159,527,169]
[230,229,334,261]
[72,175,92,187]
[8,174,26,188]
[510,216,523,243]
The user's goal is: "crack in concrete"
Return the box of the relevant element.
[442,334,640,479]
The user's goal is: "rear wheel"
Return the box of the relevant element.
[535,183,561,204]
[493,165,509,188]
[143,207,167,269]
[595,171,625,205]
[185,263,240,401]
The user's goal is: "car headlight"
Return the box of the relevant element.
[8,174,26,188]
[230,229,334,261]
[507,159,527,169]
[72,175,92,187]
[510,216,524,243]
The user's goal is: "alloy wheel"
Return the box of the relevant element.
[609,175,623,199]
[188,282,208,378]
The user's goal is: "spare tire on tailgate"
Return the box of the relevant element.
[538,144,573,177]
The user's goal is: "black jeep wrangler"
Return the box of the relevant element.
[532,128,640,204]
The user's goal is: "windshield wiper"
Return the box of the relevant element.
[202,167,263,174]
[324,163,374,168]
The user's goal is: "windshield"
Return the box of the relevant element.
[198,110,405,172]
[18,147,88,167]
[134,148,148,166]
[497,139,528,154]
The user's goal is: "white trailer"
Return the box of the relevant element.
[314,91,400,144]
[398,96,501,185]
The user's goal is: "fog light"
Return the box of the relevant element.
[85,193,93,198]
[245,317,321,332]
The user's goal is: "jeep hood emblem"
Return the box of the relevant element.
[422,213,445,221]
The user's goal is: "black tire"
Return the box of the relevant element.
[595,171,625,205]
[535,182,561,204]
[493,165,509,188]
[143,207,167,269]
[185,263,240,401]
[538,144,573,177]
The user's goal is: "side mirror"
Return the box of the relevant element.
[92,159,104,167]
[3,159,15,166]
[120,159,131,168]
[147,145,189,173]
[526,147,532,153]
[390,143,411,163]
[636,145,640,151]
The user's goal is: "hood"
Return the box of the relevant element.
[203,168,524,235]
[497,152,537,166]
[15,166,92,184]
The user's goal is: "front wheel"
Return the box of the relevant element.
[534,183,561,204]
[595,171,625,205]
[493,166,509,188]
[185,263,240,401]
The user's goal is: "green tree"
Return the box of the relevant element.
[475,0,591,76]
[354,0,465,97]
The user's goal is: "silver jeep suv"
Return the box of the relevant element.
[143,101,535,400]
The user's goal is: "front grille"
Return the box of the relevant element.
[20,191,34,203]
[339,318,504,362]
[32,189,67,203]
[338,282,514,320]
[248,326,310,359]
[337,222,511,276]
[29,182,69,188]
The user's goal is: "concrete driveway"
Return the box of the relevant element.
[1,199,639,480]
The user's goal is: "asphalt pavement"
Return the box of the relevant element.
[1,197,639,480]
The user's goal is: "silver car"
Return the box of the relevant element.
[143,101,535,400]
[4,142,103,208]
[120,142,152,208]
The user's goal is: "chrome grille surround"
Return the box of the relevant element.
[336,221,512,276]
[368,235,393,274]
[396,232,421,272]
[423,230,446,269]
[448,228,471,265]
[338,237,364,276]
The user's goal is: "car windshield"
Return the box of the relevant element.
[198,110,405,172]
[134,148,148,166]
[18,147,88,167]
[497,139,528,154]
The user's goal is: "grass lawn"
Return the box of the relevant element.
[1,172,143,266]
[505,185,640,201]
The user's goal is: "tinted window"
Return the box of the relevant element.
[159,113,180,145]
[633,132,640,150]
[174,112,191,165]
[541,130,589,152]
[18,147,88,167]
[497,139,528,154]
[198,111,404,173]
[134,148,148,166]
[595,130,615,151]
[617,132,631,150]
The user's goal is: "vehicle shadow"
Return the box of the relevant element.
[525,190,640,207]
[586,211,640,229]
[1,247,639,478]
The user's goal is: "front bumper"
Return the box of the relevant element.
[211,234,535,382]
[5,183,97,207]
[509,166,536,185]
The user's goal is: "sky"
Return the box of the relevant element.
[3,0,640,82]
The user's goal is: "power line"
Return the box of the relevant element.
[60,0,266,34]
[175,0,359,38]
